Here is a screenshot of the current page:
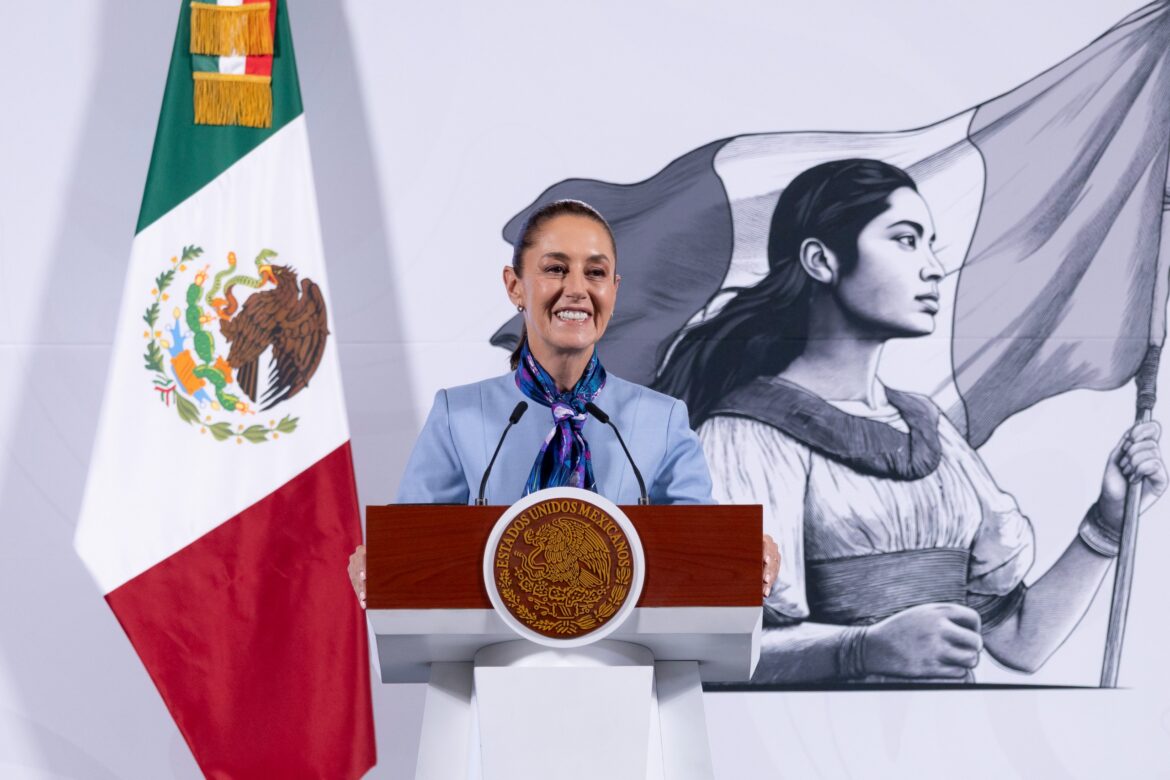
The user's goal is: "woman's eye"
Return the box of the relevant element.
[544,265,567,275]
[587,269,608,279]
[896,235,917,249]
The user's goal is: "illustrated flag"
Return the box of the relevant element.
[493,1,1170,448]
[74,2,376,777]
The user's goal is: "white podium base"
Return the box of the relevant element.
[414,640,714,780]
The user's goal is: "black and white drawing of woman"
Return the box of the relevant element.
[654,159,1168,683]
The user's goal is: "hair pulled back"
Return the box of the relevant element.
[507,199,617,370]
[652,158,917,426]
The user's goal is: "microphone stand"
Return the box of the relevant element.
[476,401,528,506]
[585,401,649,505]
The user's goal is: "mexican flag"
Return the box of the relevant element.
[492,0,1170,448]
[74,2,376,777]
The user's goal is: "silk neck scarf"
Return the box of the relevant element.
[514,342,607,494]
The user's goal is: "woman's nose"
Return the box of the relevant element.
[920,249,944,282]
[563,268,588,297]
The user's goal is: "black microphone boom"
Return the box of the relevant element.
[476,401,528,505]
[585,401,649,505]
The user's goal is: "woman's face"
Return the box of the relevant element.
[831,187,944,338]
[504,214,620,360]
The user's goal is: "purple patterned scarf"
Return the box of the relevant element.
[514,342,606,494]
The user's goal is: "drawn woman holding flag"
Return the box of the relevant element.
[655,159,1168,683]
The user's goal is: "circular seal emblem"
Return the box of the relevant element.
[484,487,645,647]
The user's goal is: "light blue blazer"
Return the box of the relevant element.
[396,373,713,506]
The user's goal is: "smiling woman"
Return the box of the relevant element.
[348,198,781,607]
[503,200,621,386]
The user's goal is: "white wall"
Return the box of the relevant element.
[1,0,1167,777]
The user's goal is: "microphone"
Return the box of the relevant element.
[476,401,528,505]
[585,401,649,505]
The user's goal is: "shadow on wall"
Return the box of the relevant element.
[0,1,415,777]
[292,0,418,509]
[293,1,423,775]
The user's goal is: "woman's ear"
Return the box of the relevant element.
[799,238,838,285]
[503,265,525,309]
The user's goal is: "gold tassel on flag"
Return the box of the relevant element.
[190,2,273,56]
[193,73,273,128]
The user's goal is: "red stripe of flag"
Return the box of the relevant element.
[245,0,276,76]
[106,442,376,779]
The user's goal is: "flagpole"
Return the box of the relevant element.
[1100,344,1161,688]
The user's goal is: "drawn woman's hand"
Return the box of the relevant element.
[863,603,982,678]
[1098,421,1168,532]
[347,544,366,609]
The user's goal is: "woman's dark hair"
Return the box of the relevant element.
[508,199,617,370]
[653,158,918,426]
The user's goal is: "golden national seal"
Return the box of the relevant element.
[492,497,634,639]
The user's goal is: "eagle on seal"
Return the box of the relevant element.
[219,264,330,411]
[523,517,612,591]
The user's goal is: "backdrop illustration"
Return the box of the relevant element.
[2,1,1169,777]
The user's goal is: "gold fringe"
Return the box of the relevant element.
[190,2,273,56]
[193,73,273,128]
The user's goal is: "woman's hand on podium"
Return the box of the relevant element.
[762,533,780,598]
[348,545,366,609]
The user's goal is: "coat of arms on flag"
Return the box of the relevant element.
[143,243,328,442]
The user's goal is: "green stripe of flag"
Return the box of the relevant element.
[136,0,302,234]
[191,54,220,73]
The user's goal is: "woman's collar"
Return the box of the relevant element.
[709,375,942,481]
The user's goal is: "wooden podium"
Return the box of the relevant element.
[366,500,762,779]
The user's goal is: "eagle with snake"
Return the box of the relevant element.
[216,262,330,411]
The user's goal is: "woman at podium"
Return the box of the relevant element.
[655,159,1167,683]
[397,199,713,506]
[351,198,780,606]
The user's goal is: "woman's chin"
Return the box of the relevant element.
[896,312,939,338]
[546,324,598,349]
[881,320,936,340]
[542,333,599,356]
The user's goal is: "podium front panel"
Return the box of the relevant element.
[366,503,763,683]
[366,504,762,610]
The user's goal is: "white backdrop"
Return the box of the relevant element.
[2,0,1169,777]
